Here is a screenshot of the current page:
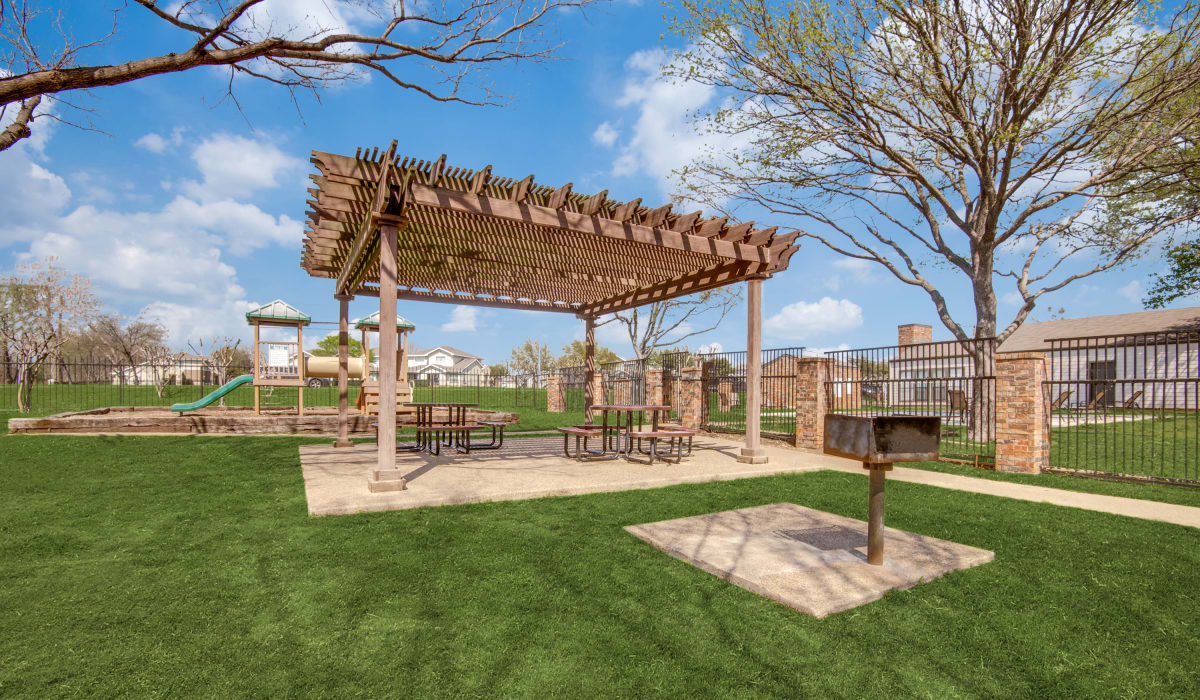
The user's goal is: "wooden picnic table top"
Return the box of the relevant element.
[589,404,671,412]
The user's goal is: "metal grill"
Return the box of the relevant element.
[698,347,806,439]
[824,339,996,464]
[1045,332,1200,484]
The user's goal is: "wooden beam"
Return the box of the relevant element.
[335,142,397,295]
[406,185,772,265]
[356,285,581,313]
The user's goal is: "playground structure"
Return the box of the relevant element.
[353,310,415,414]
[245,300,413,416]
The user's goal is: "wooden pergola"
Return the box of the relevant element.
[303,141,800,488]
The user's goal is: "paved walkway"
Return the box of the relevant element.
[298,434,1200,528]
[814,456,1200,529]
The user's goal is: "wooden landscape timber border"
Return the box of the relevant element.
[7,406,519,436]
[301,141,802,487]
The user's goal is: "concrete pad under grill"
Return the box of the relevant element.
[625,502,993,618]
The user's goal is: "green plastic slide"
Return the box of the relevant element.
[170,374,255,413]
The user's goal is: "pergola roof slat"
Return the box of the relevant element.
[302,148,800,315]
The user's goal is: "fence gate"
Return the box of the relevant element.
[1044,332,1200,483]
[825,338,996,465]
[599,359,646,405]
[698,347,806,439]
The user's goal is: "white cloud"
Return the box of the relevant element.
[135,127,186,154]
[180,133,304,201]
[592,121,619,148]
[764,297,864,341]
[1001,291,1022,306]
[1118,279,1144,304]
[0,157,71,244]
[602,47,750,200]
[5,130,302,347]
[441,306,479,332]
[804,344,851,357]
[698,341,723,354]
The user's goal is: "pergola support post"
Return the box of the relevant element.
[584,316,596,422]
[368,223,406,492]
[738,278,768,464]
[333,294,354,448]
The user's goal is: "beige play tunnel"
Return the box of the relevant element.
[304,355,367,379]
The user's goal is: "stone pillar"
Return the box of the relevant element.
[739,278,767,464]
[645,368,664,407]
[333,293,353,448]
[995,351,1049,474]
[546,374,565,413]
[679,365,703,429]
[794,357,832,450]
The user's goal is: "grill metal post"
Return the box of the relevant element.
[865,463,891,565]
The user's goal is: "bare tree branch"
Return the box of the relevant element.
[0,0,596,151]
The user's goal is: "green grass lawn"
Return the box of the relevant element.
[2,434,1199,697]
[1049,412,1200,482]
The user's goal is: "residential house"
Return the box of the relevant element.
[886,306,1200,410]
[407,345,486,386]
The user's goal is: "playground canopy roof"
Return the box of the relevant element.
[301,142,801,316]
[354,310,416,331]
[246,300,310,325]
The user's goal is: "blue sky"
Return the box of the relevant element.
[0,0,1182,363]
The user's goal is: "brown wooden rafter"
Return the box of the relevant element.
[302,148,801,312]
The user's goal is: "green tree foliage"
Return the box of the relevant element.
[556,340,621,368]
[1145,242,1200,308]
[508,340,554,373]
[668,0,1200,344]
[311,335,367,358]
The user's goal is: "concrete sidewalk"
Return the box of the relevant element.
[811,454,1200,529]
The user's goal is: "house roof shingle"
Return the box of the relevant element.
[998,306,1200,352]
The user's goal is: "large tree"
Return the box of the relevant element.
[0,0,594,152]
[669,0,1200,345]
[596,288,740,360]
[508,339,554,374]
[0,258,99,411]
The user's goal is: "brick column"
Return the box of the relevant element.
[591,375,606,407]
[794,357,831,450]
[679,366,703,429]
[995,352,1049,473]
[546,375,564,413]
[645,368,664,407]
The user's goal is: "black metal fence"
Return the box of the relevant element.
[0,356,556,414]
[1044,332,1200,483]
[657,347,805,439]
[599,359,647,405]
[825,338,997,464]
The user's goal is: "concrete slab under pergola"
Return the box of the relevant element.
[301,140,801,489]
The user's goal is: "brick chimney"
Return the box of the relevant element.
[898,324,932,346]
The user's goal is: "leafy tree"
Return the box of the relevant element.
[1145,242,1200,308]
[1,0,596,152]
[508,339,554,373]
[668,0,1200,345]
[311,334,367,359]
[556,340,621,368]
[487,363,508,377]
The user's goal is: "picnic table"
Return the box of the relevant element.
[589,404,672,452]
[399,401,503,455]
